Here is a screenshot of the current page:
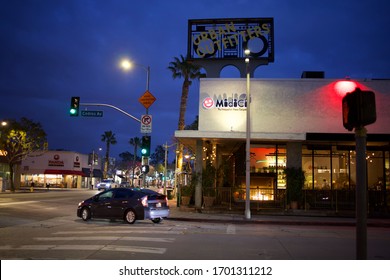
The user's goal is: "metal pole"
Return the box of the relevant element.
[164,142,168,196]
[245,55,251,220]
[90,150,94,189]
[146,66,150,92]
[355,126,367,259]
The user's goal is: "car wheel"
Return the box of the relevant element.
[151,218,162,224]
[81,207,91,221]
[124,209,136,224]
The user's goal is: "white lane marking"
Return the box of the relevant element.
[226,224,236,234]
[34,236,175,242]
[0,201,38,207]
[0,245,166,254]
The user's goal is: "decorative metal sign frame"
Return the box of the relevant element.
[187,18,274,62]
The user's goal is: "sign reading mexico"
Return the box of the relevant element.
[188,18,274,61]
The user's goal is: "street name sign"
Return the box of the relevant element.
[81,110,104,117]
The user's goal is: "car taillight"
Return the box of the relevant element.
[141,196,148,207]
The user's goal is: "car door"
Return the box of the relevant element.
[109,189,132,218]
[92,190,114,218]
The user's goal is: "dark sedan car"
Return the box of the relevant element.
[77,188,169,224]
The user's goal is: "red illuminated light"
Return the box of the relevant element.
[334,80,358,97]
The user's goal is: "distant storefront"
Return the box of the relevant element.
[20,150,103,189]
[175,78,390,211]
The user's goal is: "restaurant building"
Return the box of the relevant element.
[175,77,390,212]
[19,150,103,189]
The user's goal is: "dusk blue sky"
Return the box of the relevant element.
[1,0,390,161]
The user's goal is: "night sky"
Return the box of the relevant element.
[1,0,390,161]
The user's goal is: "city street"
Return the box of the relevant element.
[0,189,390,260]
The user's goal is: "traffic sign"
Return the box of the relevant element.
[140,114,152,133]
[138,91,156,109]
[81,110,104,117]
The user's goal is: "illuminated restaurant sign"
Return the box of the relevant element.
[202,93,247,111]
[48,154,64,167]
[188,18,274,61]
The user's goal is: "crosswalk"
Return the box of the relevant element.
[0,224,185,258]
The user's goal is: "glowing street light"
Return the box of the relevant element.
[119,58,150,93]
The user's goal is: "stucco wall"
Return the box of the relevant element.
[199,78,390,135]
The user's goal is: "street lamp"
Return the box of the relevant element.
[244,49,251,220]
[119,58,150,94]
[120,58,151,188]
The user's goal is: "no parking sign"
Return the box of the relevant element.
[140,114,152,133]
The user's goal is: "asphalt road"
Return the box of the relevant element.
[1,189,390,260]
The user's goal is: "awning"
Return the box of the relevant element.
[82,168,103,178]
[44,169,85,176]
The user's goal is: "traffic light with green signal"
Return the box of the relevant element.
[70,97,80,116]
[141,135,151,157]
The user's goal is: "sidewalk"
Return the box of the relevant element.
[167,200,390,228]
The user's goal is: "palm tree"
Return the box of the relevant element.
[168,55,204,208]
[101,131,117,178]
[129,137,141,186]
[168,55,204,173]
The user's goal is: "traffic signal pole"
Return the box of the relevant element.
[355,126,367,260]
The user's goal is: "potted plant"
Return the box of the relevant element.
[284,167,305,210]
[180,173,197,206]
[202,162,216,208]
[180,184,194,206]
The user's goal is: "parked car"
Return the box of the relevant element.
[96,179,118,191]
[120,181,131,188]
[77,187,169,224]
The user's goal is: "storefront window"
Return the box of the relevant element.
[302,147,331,190]
[235,145,286,201]
[367,151,384,190]
[332,147,350,190]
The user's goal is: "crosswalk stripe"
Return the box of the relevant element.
[226,224,236,234]
[0,245,166,254]
[53,230,183,235]
[34,236,175,242]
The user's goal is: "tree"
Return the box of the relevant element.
[101,131,117,178]
[168,55,204,193]
[0,118,47,191]
[185,115,199,130]
[149,145,165,165]
[129,137,141,186]
[118,151,141,183]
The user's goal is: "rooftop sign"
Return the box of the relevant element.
[187,18,274,62]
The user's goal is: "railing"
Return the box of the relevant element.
[215,187,389,213]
